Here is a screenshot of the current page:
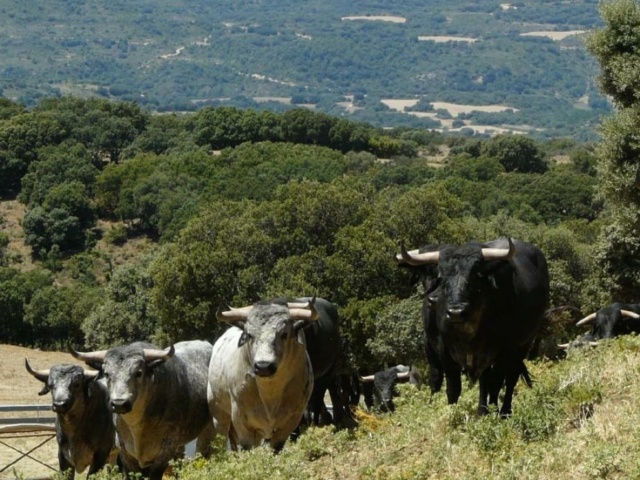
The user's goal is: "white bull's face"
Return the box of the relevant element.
[242,305,298,378]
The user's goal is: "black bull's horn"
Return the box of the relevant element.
[396,238,515,265]
[25,358,99,380]
[576,309,640,327]
[24,358,49,382]
[576,312,596,326]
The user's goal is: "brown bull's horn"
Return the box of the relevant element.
[25,359,49,382]
[621,309,640,319]
[143,345,175,362]
[396,244,440,265]
[576,312,597,326]
[482,237,516,261]
[557,343,570,350]
[359,374,375,383]
[69,348,108,364]
[396,370,411,380]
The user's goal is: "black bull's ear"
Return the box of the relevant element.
[294,320,308,344]
[38,385,50,396]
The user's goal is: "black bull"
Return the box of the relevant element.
[575,302,640,341]
[273,297,356,428]
[398,238,550,415]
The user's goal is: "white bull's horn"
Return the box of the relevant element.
[359,374,375,383]
[621,309,640,319]
[83,370,99,379]
[217,304,253,322]
[143,345,175,362]
[588,341,599,347]
[482,237,516,261]
[576,312,597,326]
[557,343,570,349]
[396,370,411,380]
[24,359,49,381]
[70,348,108,363]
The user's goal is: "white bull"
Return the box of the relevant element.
[207,298,318,452]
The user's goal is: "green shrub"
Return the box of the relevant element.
[104,224,128,246]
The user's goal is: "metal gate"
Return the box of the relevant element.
[0,405,57,477]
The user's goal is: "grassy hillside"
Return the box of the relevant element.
[84,336,640,479]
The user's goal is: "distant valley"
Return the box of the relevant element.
[0,0,606,139]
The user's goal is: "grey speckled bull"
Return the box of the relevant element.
[208,299,317,452]
[72,341,215,480]
[25,361,116,479]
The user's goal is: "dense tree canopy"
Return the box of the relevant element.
[0,95,608,372]
[587,0,640,300]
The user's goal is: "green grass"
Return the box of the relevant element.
[86,336,640,480]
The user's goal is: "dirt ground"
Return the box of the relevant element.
[0,344,86,480]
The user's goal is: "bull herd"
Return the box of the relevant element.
[22,238,640,479]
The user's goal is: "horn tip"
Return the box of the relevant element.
[216,302,231,320]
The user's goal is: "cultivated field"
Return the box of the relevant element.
[417,36,478,43]
[341,15,407,23]
[520,30,586,41]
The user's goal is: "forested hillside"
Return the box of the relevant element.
[0,0,607,139]
[0,96,605,370]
